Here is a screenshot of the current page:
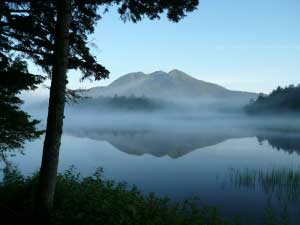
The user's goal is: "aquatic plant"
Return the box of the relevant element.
[228,167,300,202]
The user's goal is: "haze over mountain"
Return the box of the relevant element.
[27,70,258,114]
[86,70,257,102]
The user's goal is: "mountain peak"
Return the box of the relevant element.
[168,69,185,75]
[168,69,194,80]
[149,70,167,76]
[86,69,257,101]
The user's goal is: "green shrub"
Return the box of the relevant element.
[0,166,234,225]
[0,166,292,225]
[52,167,232,225]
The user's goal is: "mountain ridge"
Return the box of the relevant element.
[86,70,257,102]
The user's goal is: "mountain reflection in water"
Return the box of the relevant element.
[68,126,300,158]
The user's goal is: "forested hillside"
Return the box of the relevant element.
[245,85,300,114]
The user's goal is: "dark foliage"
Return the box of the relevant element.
[75,95,166,111]
[1,0,200,216]
[0,57,44,155]
[1,0,199,80]
[245,85,300,114]
[0,167,236,225]
[0,0,108,80]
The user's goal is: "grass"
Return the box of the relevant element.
[228,167,300,202]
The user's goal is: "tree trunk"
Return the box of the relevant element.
[35,0,71,219]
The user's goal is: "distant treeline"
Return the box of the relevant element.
[73,94,249,113]
[76,95,168,111]
[245,85,300,114]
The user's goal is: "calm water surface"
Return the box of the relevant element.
[2,114,300,224]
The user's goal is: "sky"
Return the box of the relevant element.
[29,0,300,95]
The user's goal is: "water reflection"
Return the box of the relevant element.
[223,167,300,225]
[1,130,300,224]
[257,133,300,155]
[68,127,300,158]
[69,128,251,158]
[227,167,300,202]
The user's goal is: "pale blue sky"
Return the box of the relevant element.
[31,0,300,94]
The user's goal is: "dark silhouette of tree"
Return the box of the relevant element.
[245,84,300,114]
[1,0,199,218]
[0,56,43,158]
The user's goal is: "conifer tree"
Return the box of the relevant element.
[0,0,199,217]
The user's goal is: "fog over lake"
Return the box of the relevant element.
[2,97,300,225]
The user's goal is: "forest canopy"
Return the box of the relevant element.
[245,85,300,114]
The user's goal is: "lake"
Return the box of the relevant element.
[2,113,300,224]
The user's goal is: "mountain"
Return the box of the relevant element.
[86,70,257,102]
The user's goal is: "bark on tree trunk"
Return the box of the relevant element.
[35,0,71,220]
